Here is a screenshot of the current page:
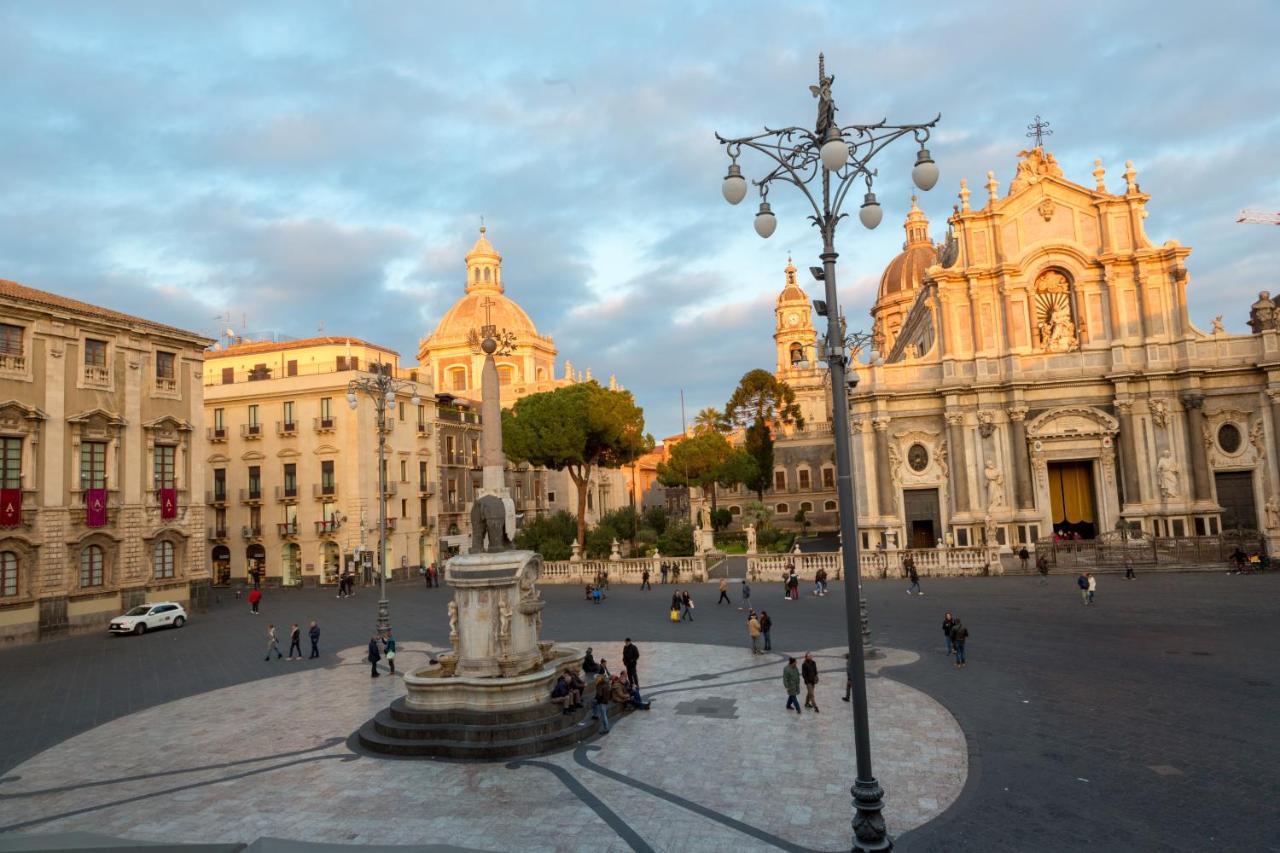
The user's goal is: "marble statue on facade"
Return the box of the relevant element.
[1157,450,1180,498]
[1249,292,1276,334]
[745,523,757,554]
[984,459,1006,507]
[1265,496,1280,531]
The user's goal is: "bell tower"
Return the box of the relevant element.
[774,256,817,374]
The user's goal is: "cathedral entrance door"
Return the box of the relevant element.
[903,488,941,548]
[1048,461,1097,539]
[1214,470,1257,531]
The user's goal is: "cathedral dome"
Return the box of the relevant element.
[777,257,807,304]
[426,226,542,343]
[876,197,937,301]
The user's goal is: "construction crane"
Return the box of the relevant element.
[1237,209,1280,225]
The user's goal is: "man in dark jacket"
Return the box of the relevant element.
[906,555,922,595]
[951,619,969,668]
[783,658,802,714]
[622,638,640,687]
[801,652,820,713]
[308,621,320,658]
[367,636,381,677]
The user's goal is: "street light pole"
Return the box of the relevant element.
[716,53,942,852]
[349,362,421,639]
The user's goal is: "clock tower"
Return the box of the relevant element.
[774,256,817,374]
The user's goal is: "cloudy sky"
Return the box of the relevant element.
[3,1,1278,437]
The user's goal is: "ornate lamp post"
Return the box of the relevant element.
[716,53,942,852]
[348,363,421,638]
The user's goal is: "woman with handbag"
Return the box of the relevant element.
[383,631,397,674]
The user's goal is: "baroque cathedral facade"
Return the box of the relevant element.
[738,145,1280,553]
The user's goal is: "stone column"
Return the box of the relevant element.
[1269,391,1280,475]
[1008,406,1033,509]
[946,413,970,512]
[872,418,894,519]
[1181,393,1211,501]
[1114,400,1143,507]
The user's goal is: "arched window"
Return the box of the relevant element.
[823,500,837,511]
[0,551,16,597]
[536,367,546,381]
[473,268,480,283]
[800,501,813,512]
[154,540,175,579]
[728,505,741,516]
[80,545,104,587]
[776,503,789,514]
[483,267,491,283]
[790,343,803,364]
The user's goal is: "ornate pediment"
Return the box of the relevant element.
[67,408,126,427]
[206,453,231,465]
[313,444,340,456]
[276,448,302,459]
[1026,406,1118,439]
[142,415,192,433]
[0,400,45,433]
[240,450,266,462]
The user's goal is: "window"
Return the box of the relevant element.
[336,356,348,371]
[221,367,234,385]
[800,501,813,512]
[0,550,16,596]
[153,445,175,489]
[248,466,261,498]
[419,461,428,487]
[249,505,261,531]
[401,498,407,517]
[798,469,811,490]
[215,507,226,533]
[248,405,259,430]
[80,545,104,587]
[547,490,556,503]
[283,463,297,497]
[0,324,22,356]
[498,365,514,385]
[1,437,21,488]
[214,408,225,432]
[420,497,428,521]
[822,467,835,489]
[321,460,335,494]
[319,398,333,424]
[155,351,175,381]
[417,404,426,427]
[470,438,479,466]
[80,442,107,489]
[398,401,405,422]
[729,505,741,515]
[445,435,456,461]
[84,338,107,367]
[451,368,467,391]
[774,470,787,490]
[283,401,295,427]
[824,500,837,511]
[400,460,408,482]
[350,357,359,371]
[154,540,175,579]
[776,503,789,514]
[286,359,298,377]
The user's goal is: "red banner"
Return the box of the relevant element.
[86,488,108,527]
[0,489,20,527]
[160,488,178,520]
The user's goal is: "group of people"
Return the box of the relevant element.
[669,590,695,621]
[550,640,649,734]
[420,563,441,587]
[657,562,684,584]
[365,631,397,677]
[336,570,359,598]
[1228,547,1268,574]
[940,611,969,667]
[781,652,824,713]
[746,609,773,654]
[781,566,800,600]
[584,581,607,603]
[1076,572,1098,605]
[264,621,322,661]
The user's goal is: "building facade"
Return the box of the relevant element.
[0,279,212,643]
[202,337,434,587]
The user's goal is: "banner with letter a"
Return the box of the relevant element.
[0,489,20,527]
[86,488,109,527]
[160,488,178,520]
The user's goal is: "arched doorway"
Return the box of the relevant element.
[211,545,231,586]
[281,543,301,587]
[246,544,266,586]
[321,541,341,585]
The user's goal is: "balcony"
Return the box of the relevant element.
[378,518,397,532]
[416,422,433,437]
[155,375,177,393]
[207,526,228,541]
[275,485,299,503]
[276,420,298,437]
[383,481,398,497]
[83,364,110,386]
[0,353,27,373]
[418,481,436,496]
[206,489,228,505]
[277,521,299,538]
[315,518,342,535]
[241,424,263,440]
[440,500,467,514]
[242,524,262,539]
[379,419,395,434]
[313,483,339,500]
[207,426,228,443]
[314,416,336,434]
[240,488,263,504]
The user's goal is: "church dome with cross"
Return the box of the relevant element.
[417,227,561,399]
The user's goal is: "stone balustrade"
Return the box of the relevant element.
[748,547,999,582]
[541,555,707,584]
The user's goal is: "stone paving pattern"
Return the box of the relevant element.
[1,572,1278,850]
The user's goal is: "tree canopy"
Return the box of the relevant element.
[655,430,753,510]
[503,381,653,548]
[725,369,802,500]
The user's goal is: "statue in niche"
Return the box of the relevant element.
[448,600,459,646]
[1265,496,1280,531]
[1156,450,1180,499]
[498,600,512,653]
[698,503,711,530]
[1034,270,1078,352]
[984,460,1006,507]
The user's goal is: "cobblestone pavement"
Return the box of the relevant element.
[0,641,963,850]
[0,571,1277,851]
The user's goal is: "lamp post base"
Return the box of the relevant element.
[376,597,391,638]
[852,777,892,851]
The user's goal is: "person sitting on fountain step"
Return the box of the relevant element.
[565,667,586,703]
[582,648,599,674]
[551,673,580,714]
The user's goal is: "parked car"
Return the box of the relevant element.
[108,602,187,635]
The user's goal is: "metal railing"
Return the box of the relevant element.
[207,426,227,442]
[240,488,263,502]
[313,483,339,499]
[314,417,336,432]
[241,424,263,439]
[276,420,298,436]
[275,485,299,502]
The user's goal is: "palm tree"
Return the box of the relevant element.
[693,406,727,435]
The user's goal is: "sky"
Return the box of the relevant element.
[2,1,1278,438]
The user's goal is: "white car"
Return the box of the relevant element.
[108,602,187,635]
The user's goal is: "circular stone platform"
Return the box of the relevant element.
[0,641,966,851]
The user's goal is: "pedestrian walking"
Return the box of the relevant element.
[783,657,802,714]
[906,555,922,595]
[814,568,828,596]
[367,635,382,677]
[741,580,752,610]
[1077,572,1089,605]
[669,591,681,623]
[1018,546,1030,572]
[801,652,820,712]
[951,619,969,668]
[760,610,772,651]
[942,611,956,655]
[592,674,611,734]
[383,631,397,674]
[787,570,800,601]
[308,620,320,658]
[623,638,640,687]
[747,614,762,655]
[287,623,302,660]
[1037,554,1050,584]
[1124,555,1135,580]
[681,590,695,621]
[718,577,731,604]
[264,624,282,661]
[248,587,262,614]
[1087,572,1097,605]
[641,568,651,590]
[660,563,669,584]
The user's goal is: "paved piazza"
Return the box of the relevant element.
[0,572,1277,851]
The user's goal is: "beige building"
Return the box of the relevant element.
[202,337,435,587]
[0,279,212,643]
[418,228,629,538]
